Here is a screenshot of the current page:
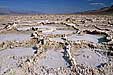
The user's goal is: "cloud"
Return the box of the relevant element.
[90,3,106,6]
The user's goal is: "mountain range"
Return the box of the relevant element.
[0,5,113,15]
[80,5,113,15]
[0,8,44,15]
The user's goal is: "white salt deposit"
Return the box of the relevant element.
[38,49,69,68]
[0,33,30,42]
[44,30,75,35]
[68,34,103,43]
[74,48,108,67]
[0,47,34,56]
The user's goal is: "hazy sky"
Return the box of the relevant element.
[0,0,113,13]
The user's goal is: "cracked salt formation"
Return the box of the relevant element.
[49,34,105,44]
[0,47,34,75]
[0,15,113,75]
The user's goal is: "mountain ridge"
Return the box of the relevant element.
[0,5,113,15]
[80,5,113,15]
[0,8,45,15]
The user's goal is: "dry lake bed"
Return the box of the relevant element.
[0,15,113,75]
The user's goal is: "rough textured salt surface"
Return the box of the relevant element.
[0,15,113,75]
[0,47,34,75]
[50,34,104,43]
[74,48,108,67]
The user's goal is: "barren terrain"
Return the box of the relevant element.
[0,15,113,75]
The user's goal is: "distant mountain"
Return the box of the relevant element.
[0,5,113,15]
[0,8,11,15]
[0,8,44,15]
[80,5,113,15]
